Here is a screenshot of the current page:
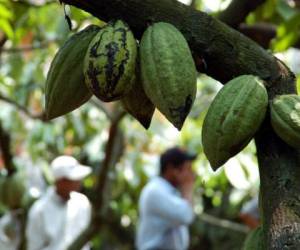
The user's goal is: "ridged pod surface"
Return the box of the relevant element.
[140,22,197,130]
[84,20,137,102]
[45,25,100,120]
[121,60,155,129]
[202,75,268,170]
[271,94,300,148]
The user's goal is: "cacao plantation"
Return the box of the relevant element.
[3,0,300,249]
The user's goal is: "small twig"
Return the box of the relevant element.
[67,114,125,250]
[238,23,277,49]
[1,39,58,53]
[198,213,250,234]
[218,0,266,28]
[93,118,124,211]
[0,93,46,121]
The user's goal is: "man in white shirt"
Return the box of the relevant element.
[26,155,92,250]
[0,209,22,250]
[136,147,196,250]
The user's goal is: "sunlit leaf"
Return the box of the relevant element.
[0,19,13,38]
[0,4,12,20]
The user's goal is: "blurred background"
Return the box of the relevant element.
[0,0,300,249]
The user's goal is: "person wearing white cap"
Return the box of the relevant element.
[26,155,92,250]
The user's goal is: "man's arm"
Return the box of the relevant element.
[146,187,194,226]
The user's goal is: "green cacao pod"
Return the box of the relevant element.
[84,20,137,102]
[270,94,300,148]
[140,22,197,130]
[45,25,100,120]
[243,227,264,250]
[121,59,155,129]
[202,75,268,170]
[2,172,26,209]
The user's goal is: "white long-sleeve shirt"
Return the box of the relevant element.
[0,210,22,250]
[136,176,194,250]
[26,187,91,250]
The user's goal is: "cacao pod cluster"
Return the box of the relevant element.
[44,18,300,170]
[45,20,197,129]
[202,74,300,170]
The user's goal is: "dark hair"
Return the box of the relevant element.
[160,147,196,174]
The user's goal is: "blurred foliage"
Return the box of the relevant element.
[0,0,299,249]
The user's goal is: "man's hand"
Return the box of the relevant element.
[177,161,195,204]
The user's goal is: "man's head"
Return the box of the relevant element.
[51,155,92,200]
[160,147,196,187]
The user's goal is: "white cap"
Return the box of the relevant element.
[51,155,92,181]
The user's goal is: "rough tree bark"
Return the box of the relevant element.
[60,0,300,249]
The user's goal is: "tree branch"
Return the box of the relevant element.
[67,111,126,250]
[218,0,267,28]
[60,0,281,84]
[238,23,277,49]
[1,39,58,53]
[0,121,15,175]
[199,213,250,234]
[0,33,7,49]
[218,1,300,50]
[0,93,46,121]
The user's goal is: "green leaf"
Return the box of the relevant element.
[276,0,298,20]
[271,13,300,51]
[0,4,13,20]
[0,19,13,38]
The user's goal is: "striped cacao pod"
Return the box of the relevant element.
[202,75,268,170]
[84,20,137,102]
[271,94,300,148]
[45,25,100,120]
[140,22,197,130]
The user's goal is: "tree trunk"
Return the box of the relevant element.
[60,0,300,248]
